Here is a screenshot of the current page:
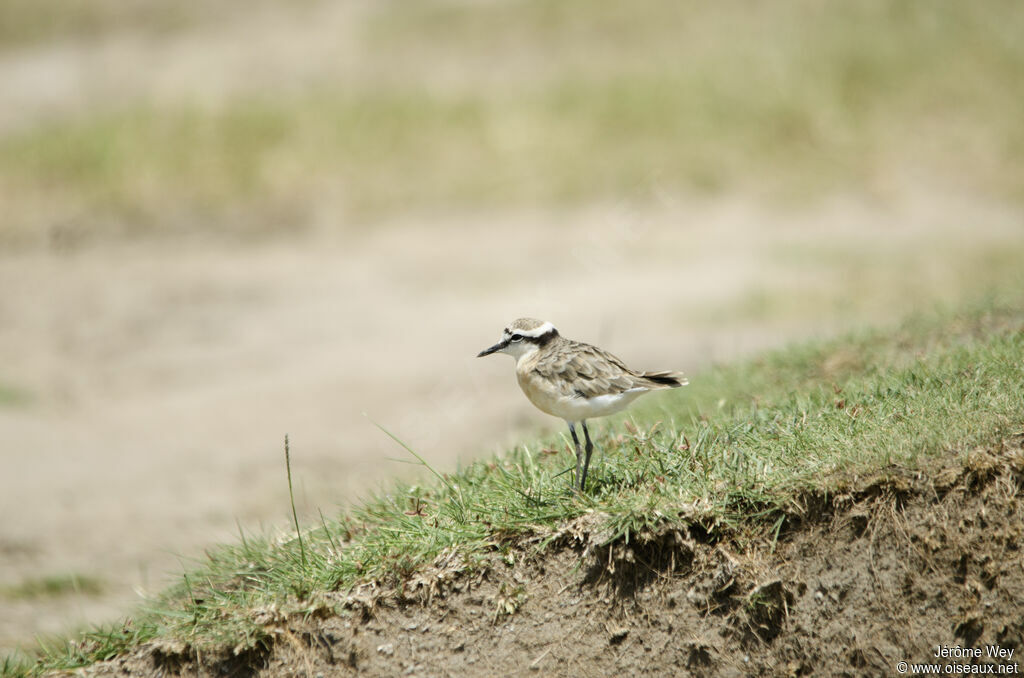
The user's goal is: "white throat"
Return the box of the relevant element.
[503,341,540,362]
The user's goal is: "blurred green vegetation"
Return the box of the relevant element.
[0,0,1022,242]
[0,0,271,49]
[685,238,1024,331]
[0,381,31,407]
[1,574,103,601]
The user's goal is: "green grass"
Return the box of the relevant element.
[6,299,1023,675]
[1,575,104,601]
[0,380,32,408]
[1,0,1022,242]
[0,0,305,51]
[0,388,25,407]
[0,0,187,48]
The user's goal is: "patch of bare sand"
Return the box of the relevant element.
[0,193,1021,653]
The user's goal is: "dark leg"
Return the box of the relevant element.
[568,422,583,490]
[580,421,595,491]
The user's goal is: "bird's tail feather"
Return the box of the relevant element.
[640,370,688,388]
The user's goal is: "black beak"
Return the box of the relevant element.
[477,340,507,357]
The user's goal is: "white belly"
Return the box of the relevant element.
[521,384,650,422]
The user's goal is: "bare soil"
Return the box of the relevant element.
[75,439,1024,677]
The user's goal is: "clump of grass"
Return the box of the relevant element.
[6,300,1023,675]
[0,656,31,678]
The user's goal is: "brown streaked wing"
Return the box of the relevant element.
[534,341,642,399]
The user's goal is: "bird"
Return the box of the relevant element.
[477,318,687,491]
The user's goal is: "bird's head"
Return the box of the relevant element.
[477,318,559,360]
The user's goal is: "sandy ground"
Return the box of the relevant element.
[1,194,1021,654]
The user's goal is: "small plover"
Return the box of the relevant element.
[477,318,687,490]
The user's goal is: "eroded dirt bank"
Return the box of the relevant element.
[79,440,1024,677]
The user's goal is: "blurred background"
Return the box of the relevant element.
[1,0,1022,655]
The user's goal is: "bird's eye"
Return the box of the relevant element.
[510,333,523,342]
